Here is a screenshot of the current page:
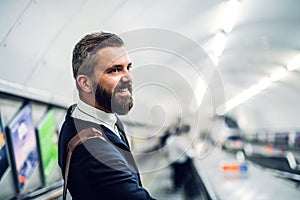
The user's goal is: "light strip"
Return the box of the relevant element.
[216,77,272,115]
[287,54,300,71]
[194,77,207,106]
[209,54,219,66]
[211,31,228,57]
[270,68,287,82]
[222,0,243,33]
[216,54,299,115]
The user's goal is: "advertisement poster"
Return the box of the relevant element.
[0,114,8,179]
[7,104,39,190]
[37,109,58,182]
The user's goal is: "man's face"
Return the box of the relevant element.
[91,46,133,115]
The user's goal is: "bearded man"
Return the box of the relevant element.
[58,32,155,200]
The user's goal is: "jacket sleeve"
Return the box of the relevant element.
[68,138,156,200]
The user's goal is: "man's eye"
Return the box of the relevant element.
[109,68,120,73]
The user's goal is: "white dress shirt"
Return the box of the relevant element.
[71,99,122,139]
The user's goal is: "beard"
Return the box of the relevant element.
[93,81,133,115]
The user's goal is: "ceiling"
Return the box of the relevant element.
[1,0,300,133]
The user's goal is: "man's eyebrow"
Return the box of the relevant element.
[111,64,123,68]
[110,63,132,68]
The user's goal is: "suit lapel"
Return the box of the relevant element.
[114,117,143,186]
[115,117,131,149]
[101,125,130,151]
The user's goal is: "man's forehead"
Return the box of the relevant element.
[96,46,130,64]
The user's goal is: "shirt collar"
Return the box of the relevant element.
[76,99,117,129]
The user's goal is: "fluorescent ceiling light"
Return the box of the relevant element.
[287,54,300,71]
[222,0,242,33]
[253,77,272,91]
[209,54,219,66]
[194,77,207,106]
[217,77,271,114]
[270,68,287,81]
[211,31,228,57]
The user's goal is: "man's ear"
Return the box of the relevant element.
[76,75,93,93]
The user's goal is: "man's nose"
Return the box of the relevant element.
[121,71,133,83]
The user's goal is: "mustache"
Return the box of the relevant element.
[114,82,133,94]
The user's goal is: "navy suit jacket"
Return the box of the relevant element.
[58,105,155,200]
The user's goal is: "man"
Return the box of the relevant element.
[166,124,193,190]
[58,32,155,199]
